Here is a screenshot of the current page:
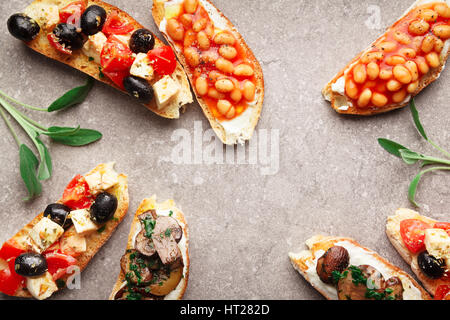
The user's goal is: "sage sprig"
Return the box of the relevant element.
[0,78,101,200]
[378,99,450,207]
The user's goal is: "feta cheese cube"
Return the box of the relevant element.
[26,272,58,300]
[84,162,119,195]
[111,34,131,47]
[130,53,154,81]
[24,4,60,31]
[82,32,107,64]
[28,217,64,253]
[70,209,98,235]
[153,75,180,110]
[61,232,87,255]
[424,228,450,260]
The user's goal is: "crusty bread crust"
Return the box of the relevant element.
[3,163,129,299]
[152,0,264,144]
[386,208,449,297]
[289,234,431,300]
[23,0,192,119]
[109,196,190,300]
[322,0,450,116]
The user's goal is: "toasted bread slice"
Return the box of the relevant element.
[109,196,189,300]
[152,0,264,144]
[21,0,192,119]
[323,0,450,115]
[386,208,449,297]
[289,235,431,300]
[0,163,129,299]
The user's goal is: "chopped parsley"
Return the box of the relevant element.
[98,67,104,79]
[143,217,156,238]
[332,270,348,284]
[56,279,66,289]
[348,265,367,286]
[97,225,106,233]
[165,228,172,238]
[169,210,173,217]
[88,57,94,61]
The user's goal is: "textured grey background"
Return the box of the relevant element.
[0,0,449,300]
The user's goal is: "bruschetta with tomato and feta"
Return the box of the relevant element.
[0,163,129,300]
[323,0,450,115]
[289,235,431,300]
[386,208,450,300]
[7,0,193,119]
[152,0,264,144]
[109,196,189,300]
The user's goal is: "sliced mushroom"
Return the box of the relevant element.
[337,265,386,300]
[151,217,182,265]
[385,276,404,300]
[138,210,157,225]
[359,265,385,290]
[316,246,349,284]
[120,250,152,285]
[135,230,156,257]
[147,267,183,296]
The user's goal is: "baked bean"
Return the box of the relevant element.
[230,88,242,102]
[433,25,450,40]
[353,64,367,84]
[412,36,423,51]
[219,45,237,60]
[366,62,380,80]
[208,70,224,82]
[420,9,438,22]
[416,57,430,74]
[195,77,208,96]
[361,51,384,64]
[180,14,193,29]
[405,60,419,81]
[184,47,200,67]
[217,99,232,115]
[399,48,416,59]
[214,32,236,45]
[407,81,419,94]
[184,0,198,14]
[409,20,430,35]
[421,35,435,53]
[215,79,234,93]
[204,24,214,39]
[377,41,397,52]
[379,68,393,80]
[425,52,440,68]
[234,64,254,77]
[357,88,372,108]
[167,18,184,41]
[197,31,210,50]
[394,31,411,45]
[208,88,225,100]
[434,38,444,52]
[387,79,402,92]
[200,51,218,64]
[371,92,388,107]
[435,3,450,18]
[184,29,196,47]
[393,65,412,84]
[216,58,234,74]
[392,89,407,103]
[386,55,406,66]
[345,79,358,99]
[243,80,256,101]
[193,18,207,32]
[225,106,236,119]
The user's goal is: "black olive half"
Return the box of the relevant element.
[130,29,155,54]
[53,23,84,50]
[123,76,154,104]
[7,13,40,42]
[43,203,72,229]
[81,5,107,36]
[90,192,118,224]
[15,253,48,277]
[417,251,445,279]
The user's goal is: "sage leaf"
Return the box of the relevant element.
[49,127,102,146]
[409,100,428,141]
[45,126,81,137]
[48,77,94,112]
[36,137,52,181]
[19,144,42,201]
[399,149,421,165]
[378,138,411,158]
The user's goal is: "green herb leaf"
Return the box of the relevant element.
[409,99,428,141]
[97,225,106,233]
[35,137,52,181]
[407,167,450,207]
[49,127,102,146]
[43,126,81,137]
[19,144,42,200]
[399,149,421,165]
[378,138,411,158]
[48,77,94,112]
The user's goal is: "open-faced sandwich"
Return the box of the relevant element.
[323,0,450,115]
[386,208,450,300]
[0,163,128,300]
[109,196,189,300]
[289,235,431,300]
[7,0,193,119]
[152,0,264,144]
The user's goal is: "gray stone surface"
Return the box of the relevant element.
[0,0,449,300]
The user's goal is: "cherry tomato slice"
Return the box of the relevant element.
[434,222,450,236]
[0,239,25,261]
[147,45,177,76]
[0,260,25,296]
[102,69,129,90]
[45,253,77,280]
[47,33,73,55]
[102,10,134,36]
[101,36,135,72]
[435,285,450,300]
[400,219,431,254]
[60,1,87,26]
[62,174,93,210]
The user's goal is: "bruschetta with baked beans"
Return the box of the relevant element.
[152,0,264,144]
[323,0,450,115]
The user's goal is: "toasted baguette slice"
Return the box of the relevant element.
[289,235,431,300]
[323,0,450,115]
[21,0,192,119]
[386,208,449,297]
[152,0,264,144]
[109,196,189,300]
[1,162,129,299]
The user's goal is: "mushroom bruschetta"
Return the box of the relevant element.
[386,208,450,300]
[289,235,431,300]
[152,0,264,144]
[109,196,189,300]
[0,163,129,300]
[7,0,192,119]
[323,0,450,115]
